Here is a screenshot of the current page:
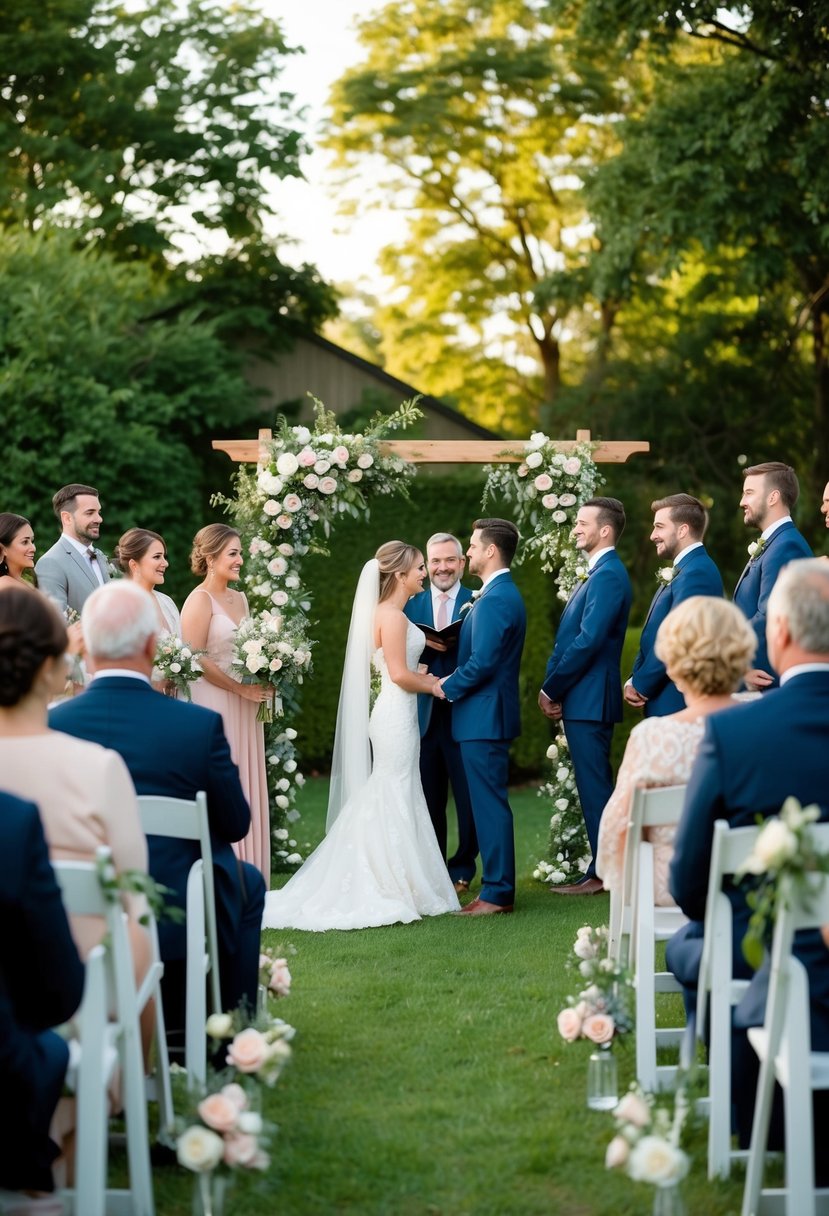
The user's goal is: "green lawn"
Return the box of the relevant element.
[150,779,747,1215]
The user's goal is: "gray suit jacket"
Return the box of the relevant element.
[35,536,111,613]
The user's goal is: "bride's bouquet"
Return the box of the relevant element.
[231,612,314,722]
[154,635,204,700]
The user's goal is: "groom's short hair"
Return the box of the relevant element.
[743,462,799,511]
[651,493,708,539]
[584,497,626,541]
[473,518,519,565]
[52,483,99,522]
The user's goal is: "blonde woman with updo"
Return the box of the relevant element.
[596,596,757,905]
[181,524,271,882]
[262,541,459,930]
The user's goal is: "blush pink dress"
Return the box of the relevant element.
[595,717,707,907]
[189,590,271,886]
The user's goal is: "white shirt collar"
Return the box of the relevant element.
[761,516,792,542]
[430,582,461,603]
[674,541,703,566]
[481,567,510,590]
[779,662,829,685]
[91,669,152,685]
[65,534,97,559]
[587,546,614,570]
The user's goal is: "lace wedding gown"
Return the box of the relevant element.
[262,622,460,931]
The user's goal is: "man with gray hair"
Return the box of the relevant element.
[50,580,265,1035]
[666,559,829,1164]
[405,531,477,890]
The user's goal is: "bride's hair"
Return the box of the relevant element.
[376,540,420,602]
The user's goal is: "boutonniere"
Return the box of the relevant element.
[574,566,588,583]
[747,538,766,562]
[655,566,676,589]
[460,589,482,615]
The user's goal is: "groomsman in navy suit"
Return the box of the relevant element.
[404,532,477,890]
[666,559,829,1159]
[625,494,723,717]
[734,461,812,690]
[50,581,266,1030]
[440,519,526,915]
[0,791,84,1196]
[539,497,632,894]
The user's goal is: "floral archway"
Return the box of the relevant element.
[214,401,647,878]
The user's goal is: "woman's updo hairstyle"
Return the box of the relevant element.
[655,596,757,697]
[113,528,166,576]
[190,524,241,576]
[0,586,67,706]
[376,540,421,603]
[0,513,31,577]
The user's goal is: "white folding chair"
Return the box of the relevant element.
[138,791,221,1087]
[742,840,829,1216]
[693,820,762,1179]
[55,849,155,1216]
[622,785,688,1092]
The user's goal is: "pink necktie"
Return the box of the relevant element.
[436,593,449,630]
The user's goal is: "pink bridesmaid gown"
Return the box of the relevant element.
[190,591,271,885]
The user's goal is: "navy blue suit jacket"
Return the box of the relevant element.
[631,545,723,716]
[733,521,812,679]
[405,583,473,734]
[441,573,526,742]
[542,550,632,723]
[50,677,251,961]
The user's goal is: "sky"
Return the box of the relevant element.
[262,1,405,293]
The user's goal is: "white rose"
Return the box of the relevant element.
[277,514,293,530]
[552,510,567,523]
[357,452,374,469]
[286,852,302,864]
[559,493,577,507]
[542,494,560,509]
[555,798,569,811]
[295,772,305,787]
[347,468,363,482]
[205,1012,234,1039]
[262,499,280,516]
[271,591,289,607]
[563,456,582,474]
[659,566,676,583]
[169,662,181,673]
[180,647,191,659]
[285,727,298,740]
[276,452,299,477]
[556,766,569,782]
[528,430,548,450]
[741,817,799,874]
[314,459,331,475]
[285,574,300,589]
[303,473,319,489]
[332,445,350,464]
[278,543,294,556]
[534,473,553,492]
[628,1136,689,1185]
[267,557,287,577]
[284,759,297,773]
[176,1125,224,1173]
[275,795,289,810]
[274,828,289,840]
[525,451,543,469]
[318,476,338,494]
[546,745,559,761]
[246,655,266,674]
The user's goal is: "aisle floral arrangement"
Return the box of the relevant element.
[216,396,422,872]
[532,733,591,886]
[605,1081,691,1195]
[556,924,634,1046]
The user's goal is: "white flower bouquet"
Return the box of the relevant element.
[556,925,633,1046]
[605,1082,691,1192]
[481,433,601,599]
[231,612,314,722]
[153,634,203,700]
[532,732,591,885]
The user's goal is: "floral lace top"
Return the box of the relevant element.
[595,717,706,906]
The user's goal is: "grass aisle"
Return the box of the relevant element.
[156,779,747,1215]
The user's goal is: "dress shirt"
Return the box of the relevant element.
[674,541,703,565]
[587,547,615,569]
[779,663,829,685]
[90,670,152,685]
[66,534,105,586]
[760,516,792,543]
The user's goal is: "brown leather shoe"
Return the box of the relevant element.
[453,879,470,894]
[549,877,605,895]
[458,897,514,915]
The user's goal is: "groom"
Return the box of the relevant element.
[440,519,526,915]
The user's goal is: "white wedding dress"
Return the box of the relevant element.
[261,622,460,930]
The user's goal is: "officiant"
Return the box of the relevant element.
[405,532,477,892]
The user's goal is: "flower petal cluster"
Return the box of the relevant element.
[606,1082,691,1191]
[153,634,204,699]
[532,730,591,885]
[556,924,632,1046]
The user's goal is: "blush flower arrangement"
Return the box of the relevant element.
[153,634,204,700]
[605,1081,691,1193]
[231,611,314,722]
[557,925,634,1047]
[482,432,601,600]
[736,796,829,969]
[532,733,591,886]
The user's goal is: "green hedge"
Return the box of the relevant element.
[295,473,556,775]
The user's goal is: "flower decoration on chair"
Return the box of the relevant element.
[605,1081,691,1192]
[214,395,423,873]
[482,431,601,600]
[736,796,829,970]
[532,732,591,886]
[557,925,634,1046]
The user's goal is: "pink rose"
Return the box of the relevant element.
[197,1092,240,1133]
[262,499,280,516]
[318,476,338,494]
[221,1083,248,1112]
[302,473,319,490]
[276,514,293,530]
[357,452,373,469]
[615,1090,650,1128]
[332,445,350,465]
[517,463,528,477]
[223,1132,260,1168]
[564,456,582,475]
[283,493,302,512]
[582,1013,615,1044]
[297,447,317,467]
[542,493,559,509]
[605,1135,630,1169]
[226,1027,269,1073]
[268,959,292,997]
[556,1008,582,1042]
[534,473,553,492]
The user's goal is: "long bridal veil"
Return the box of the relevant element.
[326,558,379,831]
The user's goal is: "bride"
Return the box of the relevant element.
[261,540,460,930]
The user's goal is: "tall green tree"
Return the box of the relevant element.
[326,0,645,433]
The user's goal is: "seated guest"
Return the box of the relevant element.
[0,790,84,1205]
[0,587,152,1056]
[666,559,829,1172]
[50,580,265,1030]
[596,597,756,903]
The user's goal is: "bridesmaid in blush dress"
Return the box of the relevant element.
[181,524,272,884]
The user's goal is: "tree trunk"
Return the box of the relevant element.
[535,329,561,433]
